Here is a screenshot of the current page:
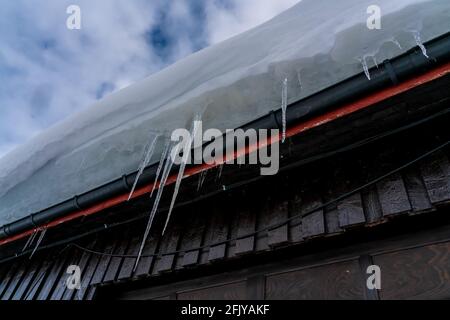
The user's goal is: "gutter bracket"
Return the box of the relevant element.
[73,196,82,210]
[383,59,399,85]
[30,214,38,228]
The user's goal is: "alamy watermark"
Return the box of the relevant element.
[66,5,81,30]
[170,121,280,176]
[366,265,381,290]
[66,264,81,290]
[367,5,381,30]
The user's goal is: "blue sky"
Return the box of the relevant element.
[0,0,299,158]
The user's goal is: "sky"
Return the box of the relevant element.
[0,0,300,158]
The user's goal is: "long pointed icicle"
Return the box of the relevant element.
[281,78,288,143]
[197,170,207,192]
[372,56,379,68]
[150,138,171,199]
[128,135,159,201]
[297,70,302,90]
[391,39,402,50]
[162,114,202,235]
[30,228,47,259]
[360,56,371,80]
[133,142,178,272]
[216,164,224,181]
[22,229,37,252]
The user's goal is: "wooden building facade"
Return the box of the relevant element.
[0,62,450,301]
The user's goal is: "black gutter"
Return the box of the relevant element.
[1,32,450,240]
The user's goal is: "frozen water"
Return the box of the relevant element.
[360,57,371,80]
[237,154,245,166]
[128,134,159,201]
[22,230,37,252]
[281,78,288,143]
[391,39,403,50]
[216,164,224,181]
[1,0,449,227]
[134,141,177,271]
[30,229,47,259]
[281,78,288,142]
[197,171,207,192]
[150,138,171,199]
[296,70,303,90]
[413,31,430,58]
[163,114,203,235]
[372,56,379,69]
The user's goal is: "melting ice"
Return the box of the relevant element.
[163,114,203,235]
[128,134,159,201]
[281,78,288,143]
[413,31,430,59]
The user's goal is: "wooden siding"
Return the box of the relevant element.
[116,222,450,300]
[0,75,449,300]
[0,148,449,300]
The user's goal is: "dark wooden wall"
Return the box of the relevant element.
[0,74,449,300]
[117,220,450,300]
[0,144,449,300]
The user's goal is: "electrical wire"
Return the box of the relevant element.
[13,136,450,299]
[0,109,448,265]
[23,245,70,300]
[12,125,450,299]
[159,107,450,214]
[67,139,450,259]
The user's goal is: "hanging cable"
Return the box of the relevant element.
[66,140,450,259]
[23,244,71,300]
[0,111,448,265]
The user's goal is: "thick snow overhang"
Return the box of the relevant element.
[1,37,450,248]
[0,0,450,243]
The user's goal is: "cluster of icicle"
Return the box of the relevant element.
[129,114,202,271]
[22,228,47,259]
[21,29,433,262]
[127,30,434,269]
[359,31,429,81]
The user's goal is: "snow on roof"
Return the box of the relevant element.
[0,0,449,227]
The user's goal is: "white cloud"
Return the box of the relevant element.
[0,0,300,158]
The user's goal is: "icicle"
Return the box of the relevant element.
[413,31,429,59]
[360,56,371,80]
[391,39,402,50]
[297,70,302,90]
[22,229,38,252]
[150,138,171,198]
[197,171,207,192]
[30,228,47,259]
[133,141,177,272]
[237,154,245,168]
[77,155,87,172]
[162,114,202,235]
[216,164,224,181]
[128,134,159,201]
[372,56,379,69]
[281,78,288,143]
[151,142,179,229]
